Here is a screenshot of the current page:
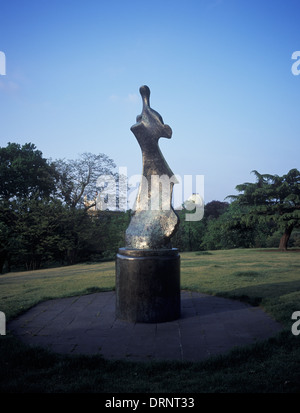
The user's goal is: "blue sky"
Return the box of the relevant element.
[1,0,300,203]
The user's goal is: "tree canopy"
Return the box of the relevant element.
[228,169,300,250]
[0,142,124,272]
[0,142,57,201]
[0,141,299,273]
[54,152,116,209]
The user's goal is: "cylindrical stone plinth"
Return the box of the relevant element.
[116,248,180,323]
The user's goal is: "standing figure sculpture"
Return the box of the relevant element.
[125,85,179,249]
[116,85,181,323]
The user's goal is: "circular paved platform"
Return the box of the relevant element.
[7,291,282,362]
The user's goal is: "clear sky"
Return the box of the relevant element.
[1,0,299,204]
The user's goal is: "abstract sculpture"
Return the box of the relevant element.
[125,85,179,250]
[116,86,181,323]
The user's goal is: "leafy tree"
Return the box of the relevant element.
[54,152,116,209]
[228,169,300,251]
[52,206,97,265]
[203,200,229,221]
[14,198,64,270]
[0,200,21,272]
[1,197,102,271]
[201,202,257,250]
[0,142,58,271]
[172,201,217,251]
[0,142,57,201]
[0,142,129,272]
[93,210,131,256]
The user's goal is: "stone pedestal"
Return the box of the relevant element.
[116,248,180,323]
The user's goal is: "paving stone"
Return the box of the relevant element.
[7,291,283,362]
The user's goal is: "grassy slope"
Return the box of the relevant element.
[0,249,300,393]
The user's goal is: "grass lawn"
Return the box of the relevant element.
[0,248,300,393]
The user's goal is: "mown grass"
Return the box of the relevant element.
[180,249,300,326]
[0,261,115,321]
[0,248,300,393]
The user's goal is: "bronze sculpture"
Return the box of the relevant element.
[116,85,181,323]
[125,85,179,249]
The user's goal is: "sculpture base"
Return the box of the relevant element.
[116,248,180,323]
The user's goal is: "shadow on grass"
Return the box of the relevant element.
[1,328,299,393]
[216,279,300,302]
[214,279,300,327]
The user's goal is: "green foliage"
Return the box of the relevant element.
[0,142,127,273]
[0,142,57,201]
[1,141,299,272]
[172,201,229,251]
[173,201,278,251]
[0,200,130,272]
[228,169,300,250]
[172,209,206,251]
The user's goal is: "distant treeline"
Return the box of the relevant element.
[2,200,299,273]
[172,200,300,252]
[1,142,299,272]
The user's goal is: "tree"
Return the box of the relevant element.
[0,142,58,271]
[0,200,21,272]
[171,201,229,252]
[54,152,116,209]
[0,142,130,271]
[228,169,300,251]
[0,142,57,201]
[201,202,258,250]
[203,200,229,221]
